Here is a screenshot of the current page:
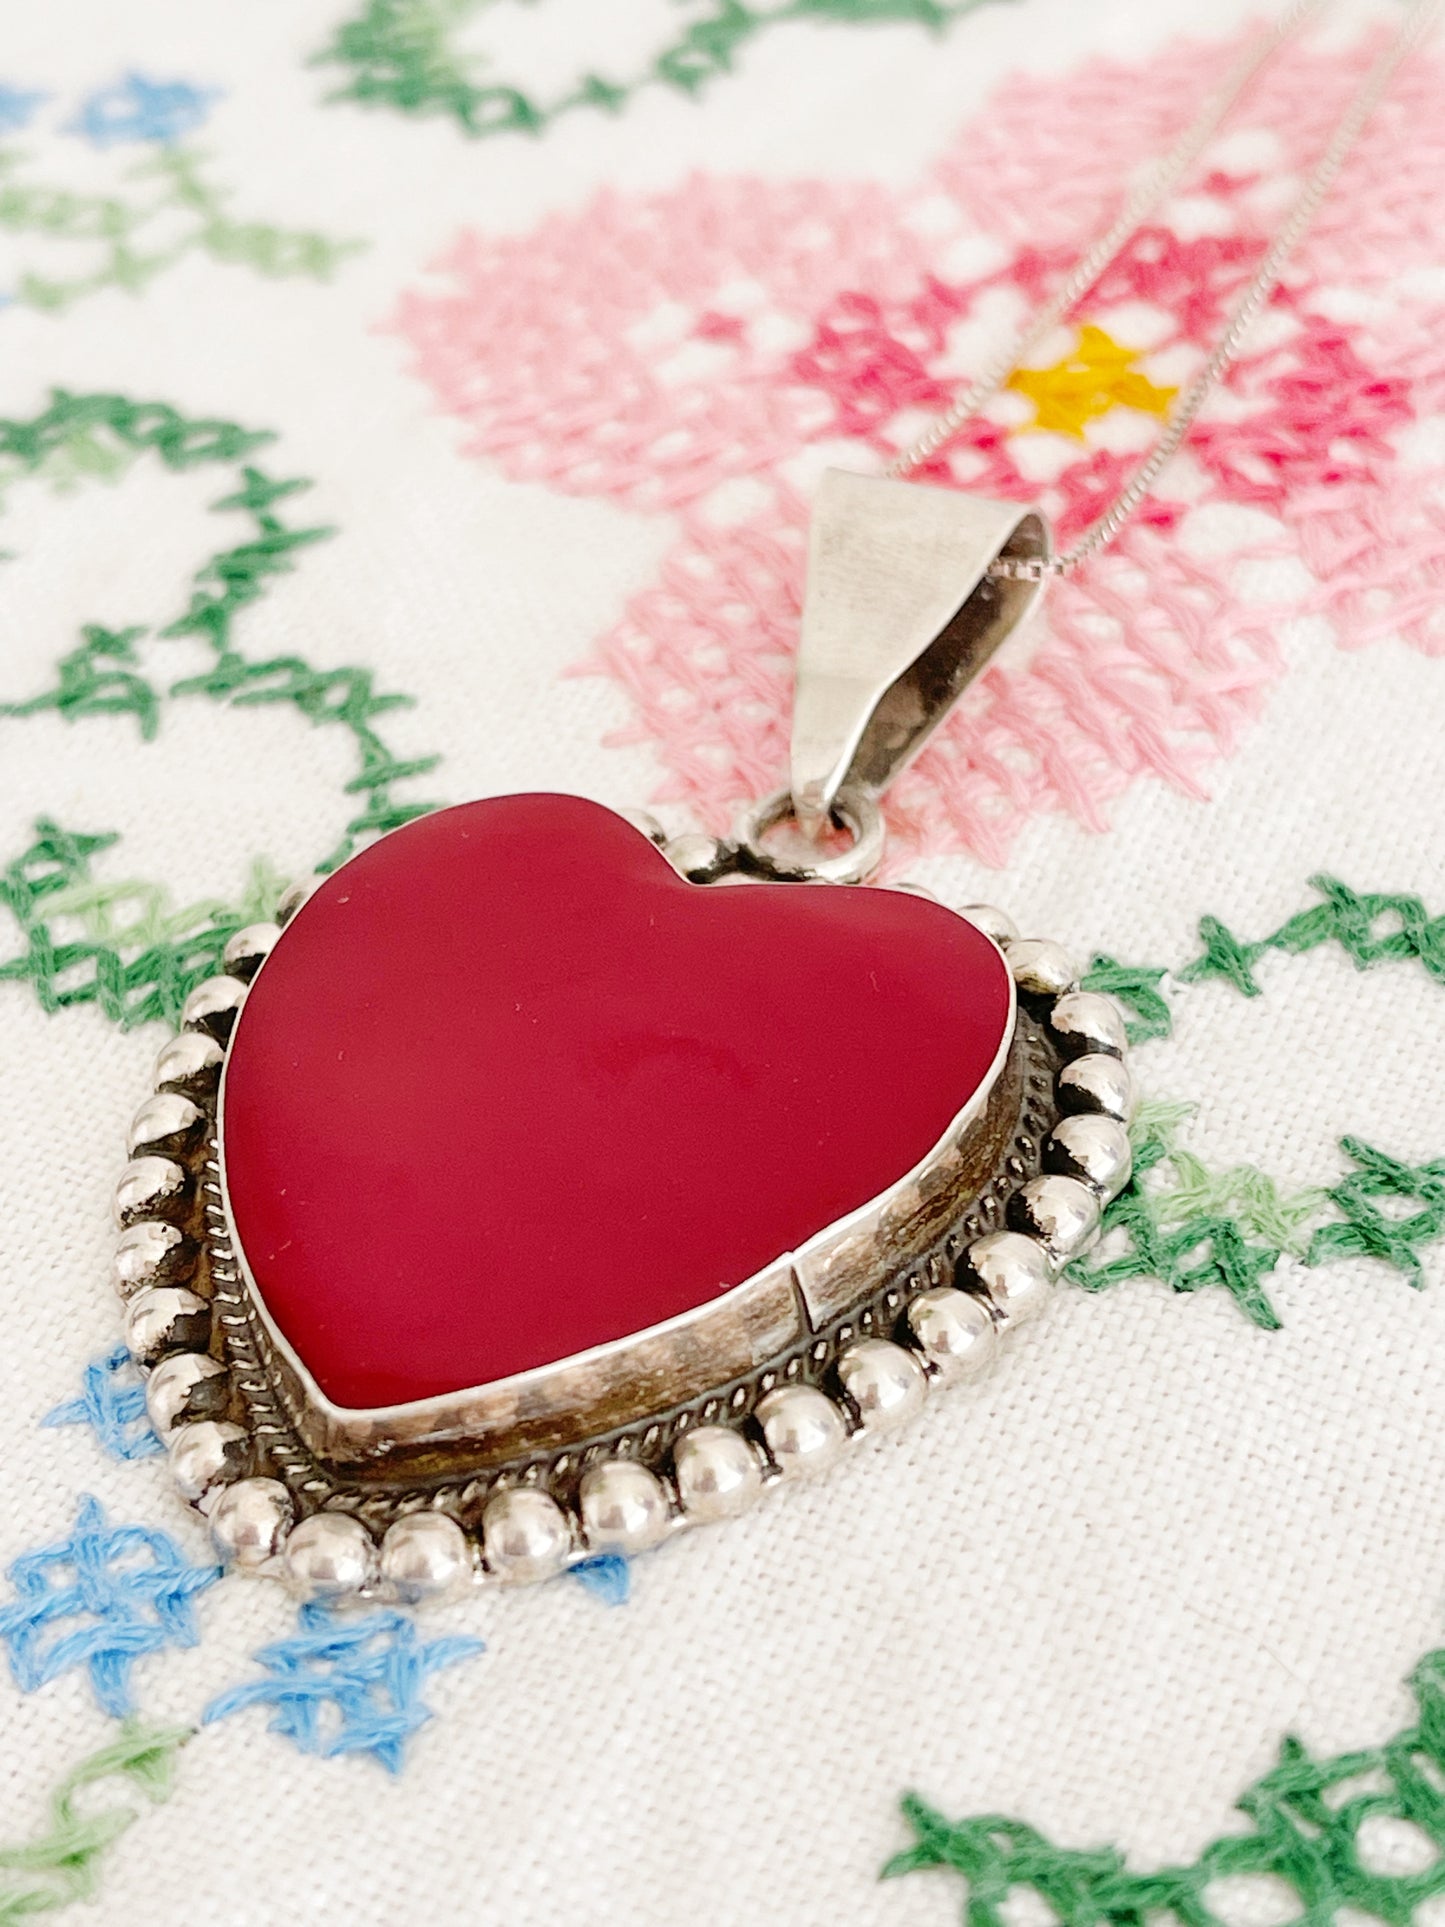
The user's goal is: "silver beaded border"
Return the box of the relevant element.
[110,880,1134,1606]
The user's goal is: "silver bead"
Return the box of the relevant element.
[1046,1114,1133,1202]
[756,1384,847,1478]
[114,1220,196,1296]
[181,975,246,1040]
[210,1477,293,1569]
[380,1514,473,1603]
[1009,1174,1101,1262]
[891,880,941,904]
[145,1351,229,1441]
[1049,989,1128,1060]
[481,1487,572,1584]
[578,1460,671,1554]
[663,832,725,883]
[836,1339,927,1432]
[1057,1052,1136,1123]
[960,1230,1054,1327]
[222,921,281,982]
[961,903,1019,947]
[127,1091,203,1160]
[125,1285,211,1363]
[152,1031,224,1098]
[618,808,666,846]
[113,1156,187,1228]
[169,1419,249,1501]
[673,1426,762,1523]
[907,1287,998,1380]
[275,879,311,927]
[285,1513,377,1599]
[1006,938,1078,997]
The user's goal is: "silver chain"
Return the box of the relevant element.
[885,0,1442,580]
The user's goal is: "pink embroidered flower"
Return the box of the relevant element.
[392,23,1445,863]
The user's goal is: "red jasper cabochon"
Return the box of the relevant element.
[221,794,1013,1410]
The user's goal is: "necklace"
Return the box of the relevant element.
[112,1,1438,1603]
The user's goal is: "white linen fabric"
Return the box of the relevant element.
[0,1,1442,1922]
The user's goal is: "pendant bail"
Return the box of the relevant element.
[789,472,1052,838]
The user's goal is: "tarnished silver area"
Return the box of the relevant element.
[246,1254,808,1473]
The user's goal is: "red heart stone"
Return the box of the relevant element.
[221,794,1012,1410]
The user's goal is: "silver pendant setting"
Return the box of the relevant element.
[106,477,1136,1601]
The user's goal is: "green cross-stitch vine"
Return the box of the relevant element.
[0,390,441,870]
[1066,1102,1445,1328]
[885,1637,1445,1926]
[0,819,286,1030]
[0,146,361,313]
[1081,875,1445,1044]
[0,1721,187,1922]
[316,0,1014,141]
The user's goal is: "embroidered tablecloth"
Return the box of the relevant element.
[2,0,1444,1920]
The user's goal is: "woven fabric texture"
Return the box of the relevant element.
[1,1,1443,1923]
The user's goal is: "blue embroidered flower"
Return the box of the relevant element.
[42,1346,162,1461]
[0,1496,220,1716]
[204,1603,483,1773]
[68,74,219,148]
[0,86,46,135]
[568,1554,631,1605]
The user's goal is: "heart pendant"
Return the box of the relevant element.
[108,476,1135,1599]
[112,790,1134,1599]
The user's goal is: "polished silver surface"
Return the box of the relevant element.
[836,1339,927,1432]
[113,1156,189,1228]
[482,1488,572,1584]
[906,1286,998,1380]
[169,1419,249,1501]
[114,1220,195,1297]
[1049,990,1129,1060]
[578,1460,671,1555]
[673,1425,763,1523]
[127,1091,203,1160]
[788,471,1050,836]
[734,786,885,887]
[960,903,1019,947]
[1006,938,1079,999]
[222,921,281,982]
[145,1351,229,1442]
[661,831,727,884]
[1045,1114,1133,1202]
[380,1514,473,1603]
[124,1285,211,1364]
[756,1384,847,1478]
[274,879,311,927]
[209,1478,293,1569]
[960,1230,1055,1327]
[181,975,247,1040]
[1057,1052,1137,1123]
[152,1031,225,1099]
[284,1513,377,1599]
[1008,1174,1101,1263]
